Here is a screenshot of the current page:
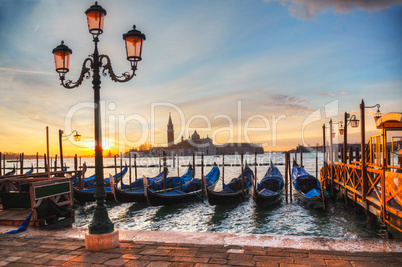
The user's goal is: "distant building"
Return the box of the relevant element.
[167,113,174,147]
[150,115,264,156]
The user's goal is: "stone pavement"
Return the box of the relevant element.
[0,232,401,267]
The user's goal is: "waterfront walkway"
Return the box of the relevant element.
[0,227,401,266]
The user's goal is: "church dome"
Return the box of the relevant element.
[191,130,200,140]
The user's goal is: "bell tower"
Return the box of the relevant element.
[167,113,174,147]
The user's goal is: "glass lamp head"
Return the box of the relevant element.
[52,41,72,74]
[85,2,107,36]
[123,25,146,63]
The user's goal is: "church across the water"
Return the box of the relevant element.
[151,114,264,156]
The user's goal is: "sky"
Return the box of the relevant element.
[0,0,401,156]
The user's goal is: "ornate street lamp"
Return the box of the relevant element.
[339,114,359,136]
[61,130,81,142]
[52,2,145,245]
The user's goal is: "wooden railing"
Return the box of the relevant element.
[321,161,402,233]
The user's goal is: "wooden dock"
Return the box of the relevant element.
[321,110,402,238]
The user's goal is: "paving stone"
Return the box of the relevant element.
[169,262,196,267]
[139,248,172,256]
[194,251,227,258]
[227,259,256,266]
[294,257,325,265]
[4,256,22,262]
[145,261,172,267]
[279,264,309,267]
[139,255,174,262]
[350,261,381,267]
[208,258,228,265]
[253,255,293,264]
[169,250,198,257]
[70,252,119,264]
[324,259,352,266]
[193,263,226,267]
[104,257,129,266]
[227,253,253,261]
[124,260,150,267]
[255,262,279,267]
[289,252,308,258]
[309,253,339,259]
[172,256,209,263]
[122,253,142,260]
[267,251,290,257]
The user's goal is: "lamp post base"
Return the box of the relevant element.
[85,230,119,251]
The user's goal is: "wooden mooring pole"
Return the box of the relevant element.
[159,155,161,173]
[241,153,244,196]
[134,154,138,182]
[285,152,288,204]
[254,152,257,192]
[177,154,180,176]
[222,153,225,189]
[114,155,117,179]
[20,153,24,175]
[163,151,167,193]
[201,152,204,196]
[300,149,303,167]
[129,153,132,190]
[120,152,123,187]
[46,126,50,178]
[192,153,195,179]
[360,100,368,201]
[59,129,64,173]
[0,154,6,176]
[36,152,39,173]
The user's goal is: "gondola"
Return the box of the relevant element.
[291,161,327,207]
[4,167,16,176]
[206,165,254,205]
[253,161,284,208]
[80,165,128,188]
[114,166,192,203]
[113,169,169,203]
[145,164,220,206]
[73,165,128,203]
[25,166,34,175]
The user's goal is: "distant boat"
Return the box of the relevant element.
[206,165,254,205]
[291,161,327,208]
[145,164,220,206]
[24,166,34,175]
[4,167,16,176]
[253,161,284,208]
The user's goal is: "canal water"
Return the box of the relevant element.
[4,152,385,238]
[72,152,385,239]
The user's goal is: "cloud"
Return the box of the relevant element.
[317,90,335,97]
[266,0,402,20]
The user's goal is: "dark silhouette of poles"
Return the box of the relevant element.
[192,153,195,179]
[129,153,132,189]
[201,152,204,196]
[163,151,167,193]
[134,154,137,182]
[241,153,244,196]
[254,152,257,192]
[222,153,225,189]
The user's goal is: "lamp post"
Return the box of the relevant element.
[59,130,81,172]
[52,1,145,243]
[338,113,359,164]
[360,100,381,201]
